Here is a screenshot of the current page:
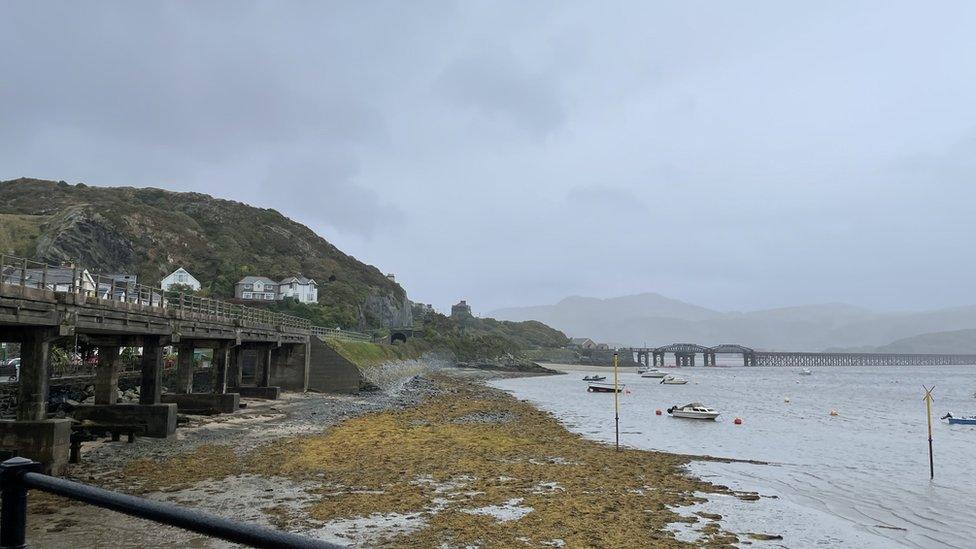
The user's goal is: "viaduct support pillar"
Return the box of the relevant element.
[174,342,194,395]
[213,343,230,395]
[0,329,71,474]
[160,340,240,415]
[139,336,164,405]
[94,346,121,405]
[237,344,280,400]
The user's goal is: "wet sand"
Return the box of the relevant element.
[28,369,754,547]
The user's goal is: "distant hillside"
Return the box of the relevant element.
[0,177,408,329]
[830,329,976,354]
[491,294,976,352]
[417,309,569,361]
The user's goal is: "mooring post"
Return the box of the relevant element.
[923,385,935,479]
[0,457,41,549]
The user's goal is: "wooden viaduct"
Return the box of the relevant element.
[0,255,373,474]
[625,344,976,368]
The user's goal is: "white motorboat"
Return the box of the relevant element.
[660,375,688,385]
[636,366,649,374]
[667,402,720,420]
[640,369,667,378]
[799,368,812,376]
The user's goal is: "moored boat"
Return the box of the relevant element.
[640,369,666,378]
[660,375,688,385]
[799,368,812,376]
[587,382,625,393]
[942,413,976,425]
[582,375,607,382]
[667,402,720,420]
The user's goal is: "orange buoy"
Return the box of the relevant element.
[655,409,662,416]
[734,418,743,425]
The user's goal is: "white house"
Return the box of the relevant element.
[278,276,318,304]
[160,267,201,291]
[234,276,278,301]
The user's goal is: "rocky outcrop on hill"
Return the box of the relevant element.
[34,205,138,272]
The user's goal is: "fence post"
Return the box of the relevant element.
[42,264,48,291]
[0,457,41,549]
[19,259,27,287]
[71,265,78,294]
[0,254,4,288]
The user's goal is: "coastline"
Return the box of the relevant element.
[29,367,766,547]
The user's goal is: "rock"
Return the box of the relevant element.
[64,399,80,407]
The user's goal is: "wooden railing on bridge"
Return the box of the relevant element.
[0,254,370,343]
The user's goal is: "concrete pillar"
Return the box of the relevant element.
[258,345,273,387]
[17,330,52,421]
[228,346,244,389]
[139,336,164,405]
[94,346,121,405]
[691,354,696,367]
[213,343,230,394]
[175,342,194,394]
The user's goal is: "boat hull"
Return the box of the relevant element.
[670,411,719,420]
[641,372,666,378]
[587,384,624,393]
[947,418,976,425]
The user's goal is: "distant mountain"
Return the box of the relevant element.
[831,329,976,354]
[491,294,976,352]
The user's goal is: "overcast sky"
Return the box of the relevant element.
[3,2,976,314]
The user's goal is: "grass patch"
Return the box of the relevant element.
[323,338,426,369]
[0,213,46,256]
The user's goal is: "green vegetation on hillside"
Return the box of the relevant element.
[0,214,45,256]
[324,338,428,368]
[416,309,569,361]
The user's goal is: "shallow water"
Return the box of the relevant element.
[490,365,976,548]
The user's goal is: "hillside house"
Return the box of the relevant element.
[278,276,318,304]
[451,300,473,319]
[569,337,597,350]
[160,267,201,291]
[234,276,278,301]
[0,266,96,293]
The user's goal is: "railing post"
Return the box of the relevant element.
[0,457,41,549]
[19,259,27,287]
[41,264,48,291]
[71,265,78,294]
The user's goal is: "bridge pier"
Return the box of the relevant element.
[75,335,177,438]
[161,339,241,414]
[94,345,121,405]
[174,341,194,395]
[234,343,281,400]
[0,327,72,474]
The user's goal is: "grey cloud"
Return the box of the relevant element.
[438,51,565,136]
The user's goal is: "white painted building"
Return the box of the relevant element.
[234,276,278,301]
[160,267,201,291]
[278,276,318,304]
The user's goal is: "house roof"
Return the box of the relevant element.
[236,276,277,285]
[279,276,316,285]
[570,337,594,345]
[0,267,91,285]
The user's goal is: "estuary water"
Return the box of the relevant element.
[490,365,976,548]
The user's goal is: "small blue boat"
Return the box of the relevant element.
[942,413,976,425]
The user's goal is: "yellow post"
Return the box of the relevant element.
[613,351,620,451]
[923,385,935,479]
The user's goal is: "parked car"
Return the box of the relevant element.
[0,357,20,380]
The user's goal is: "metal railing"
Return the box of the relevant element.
[0,457,341,549]
[310,326,372,342]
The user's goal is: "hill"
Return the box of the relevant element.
[492,294,976,352]
[0,177,408,329]
[829,329,976,354]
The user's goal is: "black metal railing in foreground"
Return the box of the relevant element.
[0,457,342,549]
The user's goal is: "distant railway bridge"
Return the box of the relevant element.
[623,343,976,368]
